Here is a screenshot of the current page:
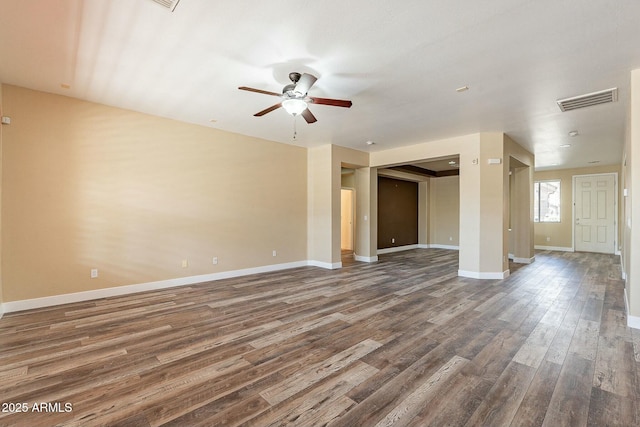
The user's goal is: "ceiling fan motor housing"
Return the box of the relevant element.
[288,72,301,83]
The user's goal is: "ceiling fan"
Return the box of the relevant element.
[238,72,352,123]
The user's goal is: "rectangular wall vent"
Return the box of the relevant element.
[557,88,618,112]
[150,0,181,12]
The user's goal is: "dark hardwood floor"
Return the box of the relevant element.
[1,249,639,426]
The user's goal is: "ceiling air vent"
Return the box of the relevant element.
[150,0,181,11]
[557,88,618,112]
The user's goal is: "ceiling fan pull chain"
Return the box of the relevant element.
[293,116,297,140]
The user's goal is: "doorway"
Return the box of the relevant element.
[341,188,355,253]
[573,173,617,254]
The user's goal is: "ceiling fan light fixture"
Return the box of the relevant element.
[239,72,351,123]
[282,99,308,116]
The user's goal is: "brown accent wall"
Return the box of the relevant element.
[377,177,418,249]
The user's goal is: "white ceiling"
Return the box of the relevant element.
[1,0,639,170]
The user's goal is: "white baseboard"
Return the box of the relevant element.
[376,244,459,255]
[624,290,640,330]
[354,254,378,263]
[534,245,574,252]
[307,260,342,269]
[377,244,419,255]
[458,269,510,280]
[0,302,4,319]
[512,256,535,264]
[628,316,640,330]
[2,260,326,314]
[427,244,460,250]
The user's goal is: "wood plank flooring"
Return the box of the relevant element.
[1,249,639,426]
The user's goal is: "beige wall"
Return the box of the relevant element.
[307,145,369,266]
[0,82,4,315]
[429,176,459,246]
[1,85,308,302]
[418,181,429,246]
[355,167,377,260]
[307,145,333,265]
[341,171,355,188]
[505,134,535,262]
[534,164,621,250]
[478,132,509,274]
[624,69,640,319]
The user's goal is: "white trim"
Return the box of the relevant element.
[354,254,378,263]
[1,260,326,314]
[625,291,640,329]
[628,316,640,330]
[376,244,459,254]
[0,303,4,319]
[458,269,510,280]
[534,245,574,252]
[307,260,342,269]
[513,256,535,264]
[427,244,460,250]
[377,244,419,254]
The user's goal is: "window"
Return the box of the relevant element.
[534,180,561,222]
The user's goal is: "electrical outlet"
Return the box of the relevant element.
[272,250,277,257]
[546,236,551,242]
[90,269,98,278]
[449,236,453,241]
[391,238,395,244]
[212,256,218,265]
[182,260,188,268]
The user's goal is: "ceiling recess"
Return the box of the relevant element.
[150,0,181,11]
[556,88,618,112]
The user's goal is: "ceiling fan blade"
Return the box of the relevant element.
[293,73,318,96]
[238,86,282,97]
[254,103,282,116]
[301,108,317,124]
[309,96,352,108]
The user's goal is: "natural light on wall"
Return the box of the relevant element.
[534,180,561,222]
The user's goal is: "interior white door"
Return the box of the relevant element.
[574,174,616,254]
